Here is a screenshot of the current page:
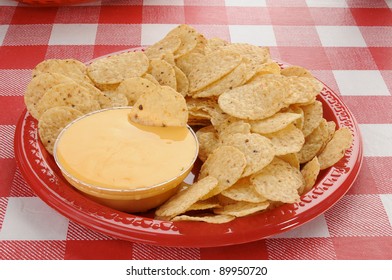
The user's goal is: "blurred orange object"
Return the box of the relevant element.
[16,0,96,5]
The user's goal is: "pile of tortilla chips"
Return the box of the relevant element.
[24,24,353,223]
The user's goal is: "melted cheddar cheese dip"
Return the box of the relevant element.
[55,108,198,191]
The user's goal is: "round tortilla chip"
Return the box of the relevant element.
[300,156,321,195]
[196,125,219,162]
[144,35,182,60]
[284,76,321,106]
[263,124,305,156]
[318,127,353,170]
[218,120,251,140]
[155,176,219,220]
[220,177,267,203]
[199,145,247,197]
[302,100,323,137]
[38,106,83,155]
[188,50,242,92]
[32,58,88,83]
[221,44,271,81]
[129,85,188,127]
[297,125,324,164]
[87,51,149,90]
[24,72,75,120]
[36,82,101,118]
[221,133,275,177]
[251,157,304,203]
[218,79,287,120]
[149,59,177,90]
[281,65,313,78]
[173,65,189,96]
[115,77,159,106]
[101,91,129,108]
[250,112,302,134]
[192,63,247,98]
[166,24,206,58]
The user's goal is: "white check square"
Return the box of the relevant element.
[381,194,392,227]
[316,26,366,47]
[0,25,8,46]
[306,0,348,7]
[49,24,98,45]
[225,0,267,7]
[0,197,69,240]
[333,70,389,96]
[229,25,276,46]
[359,124,392,157]
[270,214,330,238]
[141,24,178,46]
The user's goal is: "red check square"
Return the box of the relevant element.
[369,47,392,70]
[0,160,16,197]
[341,96,392,124]
[3,25,52,46]
[0,97,25,124]
[185,6,228,25]
[0,46,47,69]
[132,243,200,260]
[200,240,269,260]
[64,240,132,260]
[11,7,58,24]
[45,46,95,62]
[143,6,185,23]
[351,8,392,26]
[325,47,378,70]
[278,47,331,70]
[332,237,392,260]
[99,6,143,24]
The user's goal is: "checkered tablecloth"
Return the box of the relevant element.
[1,0,392,260]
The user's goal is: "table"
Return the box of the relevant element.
[1,0,392,260]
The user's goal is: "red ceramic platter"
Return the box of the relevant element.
[14,52,363,248]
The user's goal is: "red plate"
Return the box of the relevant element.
[14,59,363,248]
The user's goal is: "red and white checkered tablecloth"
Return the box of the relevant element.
[1,0,392,260]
